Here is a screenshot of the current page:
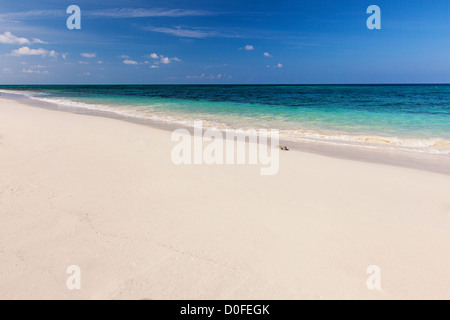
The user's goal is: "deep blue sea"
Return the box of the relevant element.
[1,85,449,154]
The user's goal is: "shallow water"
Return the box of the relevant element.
[1,84,449,154]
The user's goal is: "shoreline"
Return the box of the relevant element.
[1,97,450,299]
[1,91,449,175]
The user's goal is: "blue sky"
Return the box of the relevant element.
[0,0,449,84]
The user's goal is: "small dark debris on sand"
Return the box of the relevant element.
[278,145,290,151]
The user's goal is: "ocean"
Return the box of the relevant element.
[1,84,449,154]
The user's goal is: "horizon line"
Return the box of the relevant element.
[1,83,450,86]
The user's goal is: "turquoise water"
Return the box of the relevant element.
[1,85,449,153]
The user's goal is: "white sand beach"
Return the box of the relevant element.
[0,97,449,300]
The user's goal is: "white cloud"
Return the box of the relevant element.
[264,52,272,57]
[145,26,229,39]
[2,68,12,73]
[186,73,227,80]
[0,32,46,45]
[0,32,29,44]
[81,52,96,58]
[148,53,181,65]
[160,57,170,64]
[62,53,68,60]
[119,55,130,59]
[161,55,180,64]
[11,46,56,57]
[0,8,214,21]
[0,10,63,21]
[277,63,283,68]
[32,38,47,44]
[123,59,138,65]
[22,68,49,74]
[150,65,159,69]
[89,8,214,18]
[78,61,89,65]
[97,61,103,64]
[245,45,254,51]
